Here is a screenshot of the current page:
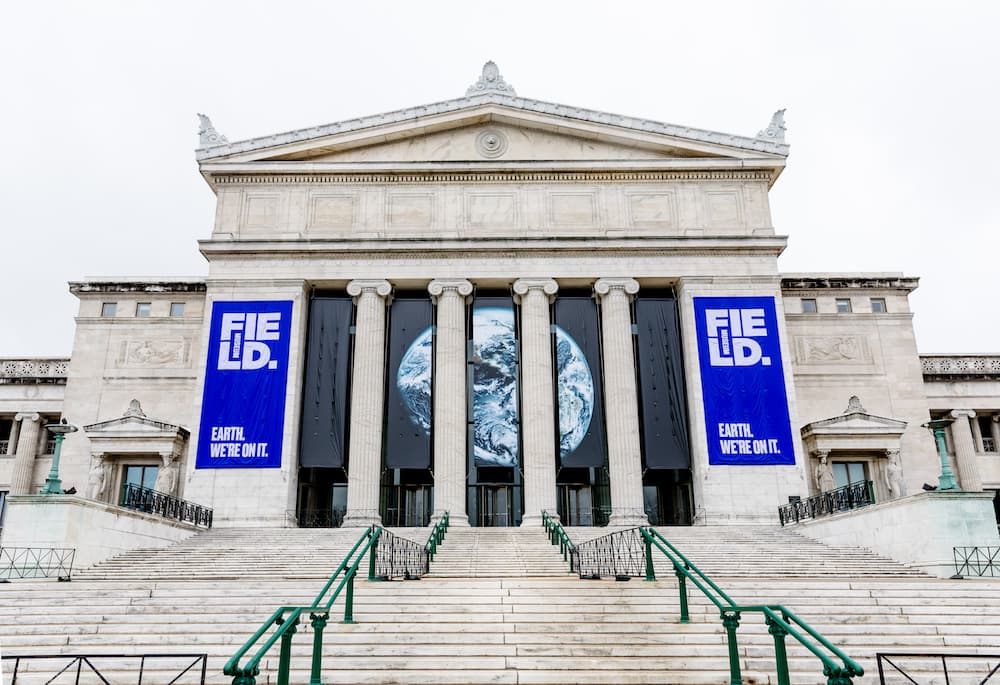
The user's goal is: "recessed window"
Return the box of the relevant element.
[136,302,152,317]
[169,302,185,317]
[101,302,117,317]
[833,462,867,488]
[800,298,818,313]
[870,298,887,313]
[835,298,852,313]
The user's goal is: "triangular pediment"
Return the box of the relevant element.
[84,400,189,439]
[801,398,907,440]
[197,96,788,173]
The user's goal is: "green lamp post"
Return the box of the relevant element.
[41,418,79,495]
[922,418,960,491]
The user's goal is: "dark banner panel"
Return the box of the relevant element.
[694,296,794,465]
[299,297,352,468]
[553,296,606,468]
[197,300,293,469]
[472,296,519,467]
[386,297,433,469]
[635,297,691,470]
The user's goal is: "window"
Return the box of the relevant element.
[870,298,887,313]
[835,298,852,313]
[832,462,867,488]
[800,298,818,313]
[101,302,117,317]
[136,302,152,317]
[122,464,159,499]
[169,302,185,317]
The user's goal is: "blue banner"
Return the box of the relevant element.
[196,300,294,469]
[694,296,794,466]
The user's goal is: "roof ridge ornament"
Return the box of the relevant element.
[197,113,229,148]
[756,108,787,143]
[844,395,866,414]
[124,399,147,418]
[466,61,516,97]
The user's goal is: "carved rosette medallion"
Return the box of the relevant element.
[475,129,508,159]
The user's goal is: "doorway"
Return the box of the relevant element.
[477,485,513,527]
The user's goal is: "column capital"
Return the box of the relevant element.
[428,279,473,303]
[594,277,640,299]
[346,279,392,299]
[810,449,830,460]
[512,278,558,303]
[950,409,977,420]
[14,412,41,423]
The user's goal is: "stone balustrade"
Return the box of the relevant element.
[921,355,1000,379]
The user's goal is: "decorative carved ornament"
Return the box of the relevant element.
[197,113,229,148]
[466,61,517,97]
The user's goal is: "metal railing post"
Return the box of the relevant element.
[644,533,656,581]
[343,569,357,623]
[367,531,378,581]
[722,611,742,685]
[767,615,791,685]
[675,566,690,623]
[308,612,328,685]
[276,616,299,685]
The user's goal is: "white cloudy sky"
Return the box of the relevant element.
[2,1,997,356]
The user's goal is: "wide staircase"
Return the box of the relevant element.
[3,523,1000,684]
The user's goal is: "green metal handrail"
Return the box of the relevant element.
[640,527,863,685]
[425,511,449,561]
[541,510,576,571]
[223,526,382,685]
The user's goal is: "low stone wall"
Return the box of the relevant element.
[1,495,200,572]
[791,490,1000,577]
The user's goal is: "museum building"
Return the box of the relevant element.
[1,63,998,532]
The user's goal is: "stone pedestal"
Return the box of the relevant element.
[950,409,983,491]
[10,412,42,495]
[342,280,392,527]
[594,278,648,526]
[513,278,559,525]
[429,279,473,526]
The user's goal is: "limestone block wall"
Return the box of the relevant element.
[782,276,940,496]
[57,282,207,499]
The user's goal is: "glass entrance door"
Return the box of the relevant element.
[558,485,594,526]
[477,485,512,527]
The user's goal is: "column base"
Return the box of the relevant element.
[520,512,553,527]
[607,509,649,527]
[341,510,381,528]
[431,511,469,527]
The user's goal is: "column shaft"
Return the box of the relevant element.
[342,281,391,527]
[10,413,42,495]
[513,279,559,525]
[991,416,1000,453]
[429,280,473,526]
[950,409,983,491]
[6,419,20,456]
[595,278,648,526]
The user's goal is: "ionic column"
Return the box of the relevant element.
[513,278,559,525]
[950,409,983,491]
[991,416,1000,453]
[10,412,42,495]
[342,280,392,527]
[428,279,473,526]
[6,419,20,456]
[594,278,648,526]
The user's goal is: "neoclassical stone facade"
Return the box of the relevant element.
[1,65,999,531]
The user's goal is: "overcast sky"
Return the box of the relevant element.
[2,1,997,356]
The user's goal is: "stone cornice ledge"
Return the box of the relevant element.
[781,274,918,292]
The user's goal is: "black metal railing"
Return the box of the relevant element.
[0,547,75,580]
[2,653,208,684]
[291,507,347,528]
[877,652,1000,684]
[382,507,432,527]
[778,480,875,526]
[373,527,428,579]
[954,546,1000,577]
[573,527,647,578]
[120,483,213,528]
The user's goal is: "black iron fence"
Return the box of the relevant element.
[0,547,75,580]
[2,653,208,684]
[120,483,213,528]
[373,527,428,579]
[778,480,875,526]
[290,507,347,528]
[573,527,647,579]
[954,546,1000,577]
[877,652,1000,684]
